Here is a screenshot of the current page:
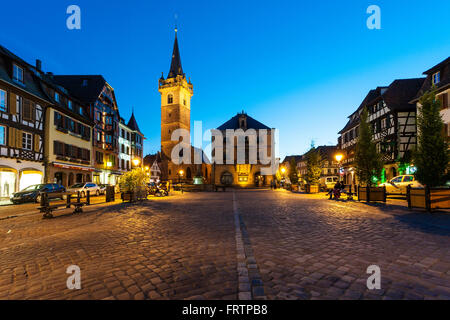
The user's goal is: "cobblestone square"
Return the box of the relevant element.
[0,189,449,300]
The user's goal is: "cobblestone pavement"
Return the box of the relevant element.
[0,193,237,300]
[0,189,449,300]
[236,189,450,300]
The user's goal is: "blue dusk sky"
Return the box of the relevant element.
[0,0,449,159]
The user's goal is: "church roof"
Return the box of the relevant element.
[167,31,184,78]
[217,112,271,130]
[127,112,142,134]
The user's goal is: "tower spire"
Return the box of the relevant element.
[168,27,184,78]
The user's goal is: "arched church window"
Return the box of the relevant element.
[168,94,173,104]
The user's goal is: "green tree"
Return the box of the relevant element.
[289,158,299,184]
[414,89,449,187]
[354,107,383,186]
[305,145,323,185]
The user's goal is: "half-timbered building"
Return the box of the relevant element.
[33,70,94,188]
[338,78,425,187]
[52,75,121,186]
[411,57,450,144]
[0,46,49,199]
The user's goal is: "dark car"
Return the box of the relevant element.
[10,183,66,204]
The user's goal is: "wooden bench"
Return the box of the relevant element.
[38,192,89,218]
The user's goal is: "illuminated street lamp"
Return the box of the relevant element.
[132,158,141,167]
[178,169,184,193]
[335,153,344,182]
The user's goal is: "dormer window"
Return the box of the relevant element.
[13,64,23,83]
[68,100,73,110]
[432,71,441,85]
[168,94,173,104]
[55,92,60,102]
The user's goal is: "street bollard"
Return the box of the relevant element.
[66,193,72,208]
[86,190,90,205]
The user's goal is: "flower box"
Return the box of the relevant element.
[357,186,386,202]
[407,186,450,212]
[305,184,319,193]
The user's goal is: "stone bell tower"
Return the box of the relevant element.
[159,28,193,179]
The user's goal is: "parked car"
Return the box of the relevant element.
[67,182,101,197]
[98,184,109,195]
[10,183,66,204]
[379,175,423,195]
[320,176,339,191]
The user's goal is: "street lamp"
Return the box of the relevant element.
[132,158,141,167]
[178,170,184,193]
[335,153,344,182]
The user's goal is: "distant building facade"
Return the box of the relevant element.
[118,118,131,172]
[211,112,275,187]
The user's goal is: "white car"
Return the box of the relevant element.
[379,175,423,195]
[67,182,101,197]
[320,176,339,190]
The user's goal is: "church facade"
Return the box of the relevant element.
[211,112,276,187]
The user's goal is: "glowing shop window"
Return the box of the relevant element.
[19,171,43,191]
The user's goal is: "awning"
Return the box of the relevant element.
[52,162,95,172]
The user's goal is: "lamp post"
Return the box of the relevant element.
[335,154,344,182]
[178,170,184,193]
[280,167,286,188]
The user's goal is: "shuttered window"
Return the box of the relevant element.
[22,99,34,121]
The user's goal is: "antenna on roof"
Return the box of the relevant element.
[174,13,178,33]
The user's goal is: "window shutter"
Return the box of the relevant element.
[8,127,15,147]
[34,134,40,152]
[9,93,16,114]
[16,129,22,148]
[444,93,449,109]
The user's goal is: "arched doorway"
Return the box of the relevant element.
[68,173,74,187]
[55,172,65,186]
[0,167,17,198]
[254,172,265,187]
[220,172,233,186]
[391,167,397,179]
[19,169,43,191]
[186,167,192,180]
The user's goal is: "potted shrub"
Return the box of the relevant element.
[408,89,450,211]
[354,107,384,202]
[119,168,149,202]
[304,144,322,193]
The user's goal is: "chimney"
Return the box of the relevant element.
[36,59,42,71]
